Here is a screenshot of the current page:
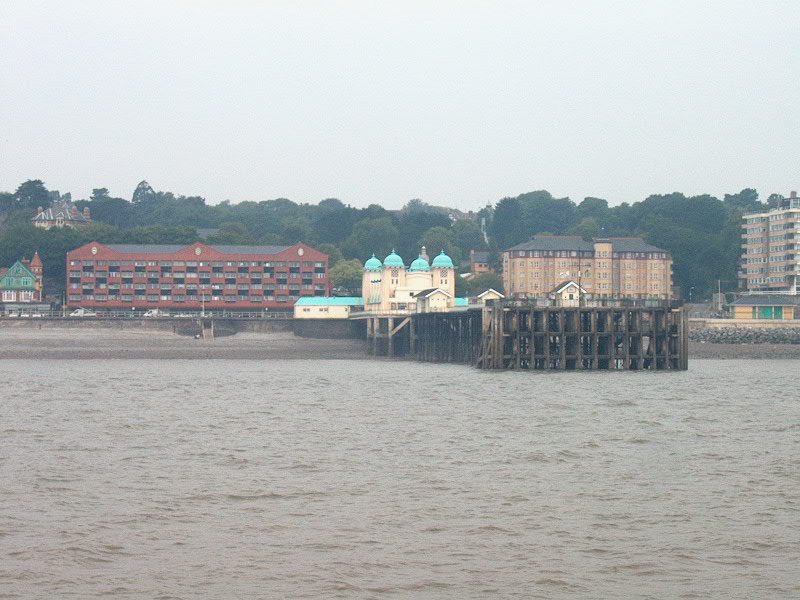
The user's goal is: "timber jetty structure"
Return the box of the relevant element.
[358,303,688,371]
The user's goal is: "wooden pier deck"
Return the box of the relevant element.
[363,304,688,371]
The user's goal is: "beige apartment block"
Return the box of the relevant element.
[740,192,800,294]
[503,235,672,300]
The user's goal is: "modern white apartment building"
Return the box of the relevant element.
[740,191,800,294]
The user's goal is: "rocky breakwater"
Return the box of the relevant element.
[690,326,800,345]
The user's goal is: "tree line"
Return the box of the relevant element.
[0,179,779,299]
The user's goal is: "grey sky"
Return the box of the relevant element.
[2,1,799,209]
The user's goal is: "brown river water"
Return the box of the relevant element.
[1,358,798,599]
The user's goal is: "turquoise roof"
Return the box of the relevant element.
[364,254,382,270]
[383,250,404,268]
[408,255,430,272]
[431,250,454,268]
[454,298,468,306]
[294,296,363,306]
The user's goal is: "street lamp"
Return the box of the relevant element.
[578,268,589,306]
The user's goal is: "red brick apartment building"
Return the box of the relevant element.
[66,242,329,312]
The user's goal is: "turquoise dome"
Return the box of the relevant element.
[409,255,430,272]
[364,254,382,271]
[383,250,404,268]
[431,250,454,268]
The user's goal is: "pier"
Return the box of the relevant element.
[362,304,688,370]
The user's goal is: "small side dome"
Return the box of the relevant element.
[431,250,454,268]
[383,250,404,268]
[409,255,430,272]
[364,254,382,271]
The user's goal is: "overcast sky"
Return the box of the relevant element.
[2,1,798,209]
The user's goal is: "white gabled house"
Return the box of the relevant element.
[551,280,587,307]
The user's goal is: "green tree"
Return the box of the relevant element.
[80,191,132,228]
[766,193,784,209]
[341,217,399,260]
[328,259,363,295]
[317,243,343,267]
[723,188,760,212]
[569,217,600,241]
[519,191,576,235]
[490,196,526,249]
[91,188,110,201]
[463,272,504,296]
[397,200,451,258]
[206,222,255,245]
[132,180,155,204]
[451,219,486,256]
[312,198,357,244]
[418,226,459,265]
[14,179,50,210]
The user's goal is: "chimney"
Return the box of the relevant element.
[791,191,797,199]
[36,206,43,214]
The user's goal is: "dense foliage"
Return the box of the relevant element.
[0,179,770,298]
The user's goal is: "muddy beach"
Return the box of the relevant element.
[0,327,366,360]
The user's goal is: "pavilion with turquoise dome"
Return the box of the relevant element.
[361,246,463,313]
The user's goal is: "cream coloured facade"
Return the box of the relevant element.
[740,192,800,293]
[475,288,504,304]
[361,248,457,313]
[293,296,362,319]
[503,235,672,300]
[552,281,587,307]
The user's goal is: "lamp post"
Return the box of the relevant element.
[578,268,590,307]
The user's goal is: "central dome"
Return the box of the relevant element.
[383,250,404,268]
[409,255,430,272]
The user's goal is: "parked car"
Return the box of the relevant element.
[69,308,97,317]
[143,309,164,317]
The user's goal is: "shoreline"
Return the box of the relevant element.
[0,328,367,360]
[2,327,800,360]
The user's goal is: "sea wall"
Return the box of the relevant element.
[0,318,183,333]
[690,318,800,330]
[292,318,365,339]
[690,327,800,345]
[0,317,362,339]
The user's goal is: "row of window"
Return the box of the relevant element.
[71,272,326,281]
[67,294,320,303]
[0,277,33,287]
[71,283,326,291]
[70,260,325,268]
[1,290,34,301]
[511,251,669,259]
[76,268,325,276]
[515,282,663,291]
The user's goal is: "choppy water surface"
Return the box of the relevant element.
[1,359,798,599]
